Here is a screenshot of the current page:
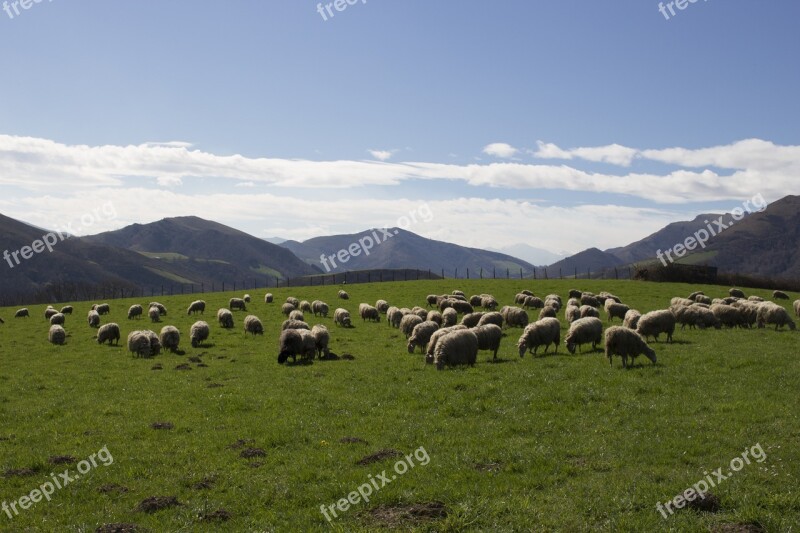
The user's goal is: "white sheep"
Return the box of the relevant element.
[217,308,234,329]
[127,330,161,357]
[538,307,557,320]
[148,302,167,316]
[265,293,274,303]
[311,324,330,358]
[565,317,603,354]
[522,296,544,310]
[472,324,503,360]
[243,294,251,303]
[756,302,796,331]
[48,325,66,345]
[244,315,264,336]
[580,294,600,307]
[748,295,765,303]
[49,313,66,326]
[159,325,181,353]
[400,314,424,339]
[148,306,161,323]
[411,306,429,320]
[407,321,440,354]
[605,326,656,368]
[278,328,316,363]
[359,304,380,323]
[636,309,676,343]
[579,305,599,319]
[426,294,440,307]
[45,307,58,321]
[96,323,120,345]
[300,300,312,313]
[289,310,305,322]
[281,302,296,316]
[425,325,467,364]
[477,312,503,328]
[60,306,73,315]
[794,299,800,318]
[187,300,206,315]
[95,304,110,315]
[334,308,352,328]
[127,305,143,320]
[286,297,300,308]
[14,308,29,318]
[375,299,390,314]
[502,307,529,329]
[426,310,443,326]
[710,304,748,329]
[337,290,349,300]
[517,318,560,357]
[622,309,641,330]
[694,295,712,305]
[386,306,403,328]
[565,305,581,324]
[312,300,330,317]
[729,288,746,298]
[229,298,247,311]
[604,301,630,323]
[773,290,790,300]
[190,321,210,348]
[481,296,499,310]
[460,312,485,328]
[433,329,478,370]
[281,319,310,331]
[87,310,101,328]
[442,307,458,327]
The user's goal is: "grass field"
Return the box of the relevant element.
[0,280,798,532]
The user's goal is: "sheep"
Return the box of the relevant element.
[567,298,581,308]
[472,324,503,360]
[599,292,621,304]
[452,290,465,297]
[425,325,467,364]
[265,293,274,303]
[794,299,800,318]
[312,300,330,317]
[522,296,544,310]
[281,319,310,331]
[217,308,234,329]
[604,301,630,323]
[426,310,443,326]
[514,293,527,305]
[148,302,167,316]
[580,294,600,307]
[433,329,478,370]
[636,309,676,343]
[565,305,581,324]
[375,299,390,314]
[300,300,312,313]
[732,301,759,327]
[359,304,380,323]
[773,290,790,300]
[286,297,300,308]
[49,313,66,326]
[517,318,561,357]
[568,289,582,299]
[565,317,603,354]
[477,312,503,328]
[695,295,712,305]
[729,288,746,298]
[190,321,210,348]
[687,291,705,301]
[159,325,181,353]
[278,328,316,363]
[520,290,534,297]
[622,309,642,330]
[187,300,206,315]
[337,290,349,300]
[281,303,296,316]
[48,325,66,345]
[544,295,562,311]
[675,305,721,330]
[244,315,264,336]
[87,310,100,328]
[748,295,765,303]
[481,296,499,310]
[148,306,161,323]
[503,307,529,329]
[605,326,657,368]
[579,305,600,319]
[400,314,424,339]
[469,295,483,307]
[96,323,120,345]
[691,302,710,309]
[710,304,748,329]
[407,321,440,354]
[538,307,557,320]
[387,306,403,328]
[334,308,352,328]
[243,294,251,303]
[426,294,439,307]
[442,307,458,327]
[14,308,29,318]
[723,297,740,305]
[756,302,796,331]
[95,304,110,315]
[60,306,73,315]
[289,310,305,322]
[229,298,247,312]
[45,307,58,321]
[127,330,155,357]
[449,300,474,314]
[460,312,485,328]
[311,324,330,358]
[670,297,694,307]
[411,306,429,320]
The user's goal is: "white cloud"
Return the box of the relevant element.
[157,176,183,187]
[532,141,638,166]
[235,181,256,188]
[369,149,394,161]
[482,142,518,158]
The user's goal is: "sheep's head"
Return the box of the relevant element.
[278,351,291,364]
[644,347,657,364]
[425,353,434,364]
[789,320,797,331]
[517,341,527,358]
[407,342,416,354]
[566,340,577,355]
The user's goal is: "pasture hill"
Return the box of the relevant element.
[280,228,537,275]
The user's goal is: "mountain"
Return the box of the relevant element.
[545,247,625,276]
[281,228,536,275]
[264,237,287,245]
[488,243,567,267]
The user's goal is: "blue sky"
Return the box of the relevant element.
[1,1,798,260]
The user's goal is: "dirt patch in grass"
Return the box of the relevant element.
[712,523,765,533]
[98,483,129,494]
[240,448,266,459]
[474,461,502,473]
[341,353,355,360]
[199,508,231,522]
[150,422,174,430]
[190,476,216,490]
[340,436,368,445]
[150,364,163,371]
[48,455,76,465]
[247,461,264,468]
[356,448,403,466]
[188,356,202,363]
[197,363,209,368]
[175,363,192,371]
[135,496,182,513]
[367,501,447,527]
[687,491,721,513]
[3,467,38,478]
[0,434,15,441]
[206,383,223,388]
[227,439,254,450]
[96,524,141,533]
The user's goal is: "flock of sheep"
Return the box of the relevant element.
[5,285,796,370]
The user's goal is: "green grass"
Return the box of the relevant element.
[0,280,798,531]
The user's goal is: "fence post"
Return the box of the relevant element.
[544,268,548,280]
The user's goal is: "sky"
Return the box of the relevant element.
[0,0,798,260]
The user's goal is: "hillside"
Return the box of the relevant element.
[545,247,624,277]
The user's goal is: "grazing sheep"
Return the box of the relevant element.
[748,295,765,303]
[426,310,443,326]
[472,324,503,360]
[520,290,534,297]
[605,326,656,368]
[60,306,73,315]
[148,302,167,316]
[187,300,206,315]
[449,300,474,314]
[334,308,352,328]
[387,306,403,328]
[400,314,424,339]
[407,321,440,353]
[217,308,234,329]
[127,330,158,357]
[622,309,642,330]
[710,304,748,329]
[312,300,330,317]
[375,299,390,314]
[674,305,721,330]
[300,300,312,313]
[244,315,264,336]
[265,293,274,303]
[636,309,676,343]
[579,305,600,319]
[694,295,712,305]
[281,319,310,331]
[522,296,544,310]
[45,307,58,321]
[729,288,746,298]
[723,297,740,305]
[96,323,120,345]
[469,295,483,307]
[580,294,600,308]
[95,304,110,315]
[425,325,467,364]
[538,307,557,320]
[281,303,296,316]
[48,325,66,345]
[148,306,161,323]
[337,290,349,300]
[289,310,305,322]
[756,302,796,331]
[286,297,300,308]
[567,298,581,308]
[14,308,29,318]
[731,301,759,327]
[565,317,603,354]
[460,312,485,328]
[452,290,465,297]
[359,304,380,323]
[565,305,581,324]
[278,328,316,363]
[49,313,65,326]
[688,291,705,301]
[477,312,503,328]
[87,310,100,328]
[599,292,621,304]
[409,306,428,320]
[311,324,330,358]
[604,301,630,323]
[514,293,527,305]
[794,299,800,318]
[517,318,561,356]
[159,326,181,353]
[568,289,582,299]
[229,298,247,312]
[442,307,458,327]
[243,294,251,303]
[670,297,694,307]
[426,294,440,307]
[190,321,210,348]
[481,296,499,310]
[433,329,478,370]
[773,290,790,300]
[502,306,529,329]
